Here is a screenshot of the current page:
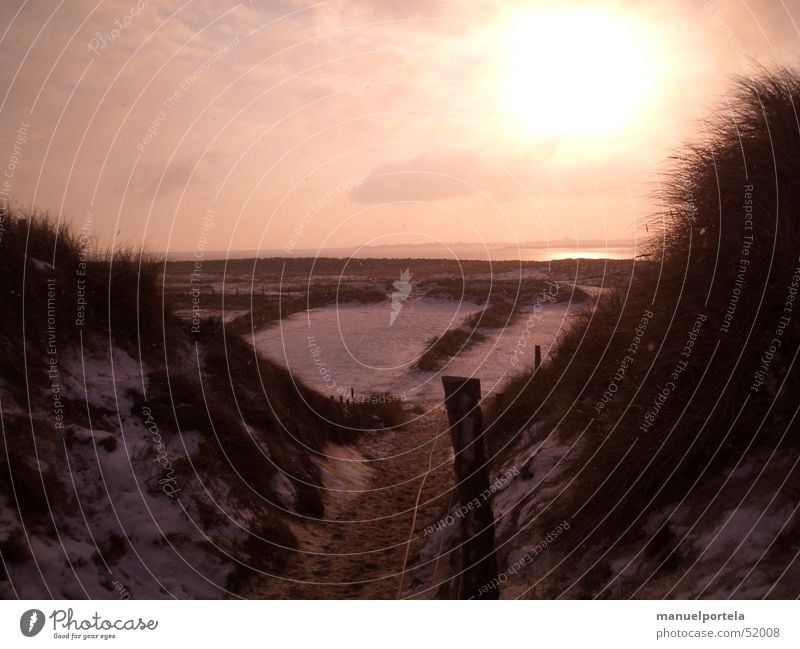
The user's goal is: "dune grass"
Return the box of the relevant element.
[0,207,405,593]
[463,300,518,329]
[415,286,590,372]
[486,68,800,590]
[415,327,487,372]
[414,301,519,371]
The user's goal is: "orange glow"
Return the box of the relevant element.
[497,7,660,137]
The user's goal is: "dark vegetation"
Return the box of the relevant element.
[0,212,179,569]
[165,255,600,376]
[164,256,634,282]
[415,285,592,371]
[414,300,519,372]
[415,327,487,372]
[421,277,590,304]
[162,257,622,319]
[0,208,403,593]
[487,69,800,595]
[463,300,518,329]
[0,213,175,389]
[226,285,386,335]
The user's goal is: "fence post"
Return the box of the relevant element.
[441,376,498,599]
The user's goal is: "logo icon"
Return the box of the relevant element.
[389,268,413,327]
[20,609,45,637]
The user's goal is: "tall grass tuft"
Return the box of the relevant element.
[488,68,800,590]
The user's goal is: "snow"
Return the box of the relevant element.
[28,257,54,272]
[174,308,249,323]
[272,471,298,510]
[573,283,609,299]
[493,425,578,535]
[315,443,374,496]
[651,451,799,599]
[253,298,582,405]
[0,343,260,599]
[60,345,144,413]
[490,437,800,599]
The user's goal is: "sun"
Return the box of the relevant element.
[497,7,658,137]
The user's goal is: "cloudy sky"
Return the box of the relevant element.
[1,0,798,255]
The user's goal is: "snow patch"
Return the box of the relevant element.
[315,443,374,494]
[29,257,54,272]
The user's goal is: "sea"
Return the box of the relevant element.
[167,241,637,262]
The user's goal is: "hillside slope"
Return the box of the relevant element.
[412,69,800,599]
[0,211,368,598]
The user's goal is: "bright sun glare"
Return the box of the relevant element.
[499,7,658,136]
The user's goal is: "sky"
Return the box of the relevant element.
[1,0,798,256]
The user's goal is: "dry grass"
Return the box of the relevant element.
[463,300,518,329]
[0,206,381,594]
[414,327,487,372]
[226,284,386,335]
[486,68,800,589]
[0,209,182,397]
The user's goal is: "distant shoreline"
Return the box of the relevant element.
[163,240,639,262]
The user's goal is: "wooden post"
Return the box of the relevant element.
[441,376,498,599]
[534,344,541,371]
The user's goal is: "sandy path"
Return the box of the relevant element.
[248,409,457,599]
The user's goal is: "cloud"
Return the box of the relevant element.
[352,148,538,203]
[349,0,449,19]
[3,0,800,249]
[351,142,663,211]
[129,150,228,197]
